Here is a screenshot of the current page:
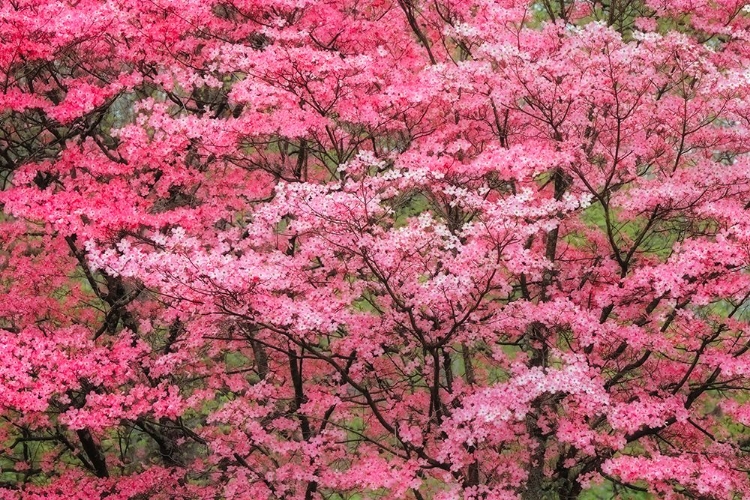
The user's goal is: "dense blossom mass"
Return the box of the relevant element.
[3,0,750,498]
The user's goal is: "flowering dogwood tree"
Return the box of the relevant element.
[3,0,750,498]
